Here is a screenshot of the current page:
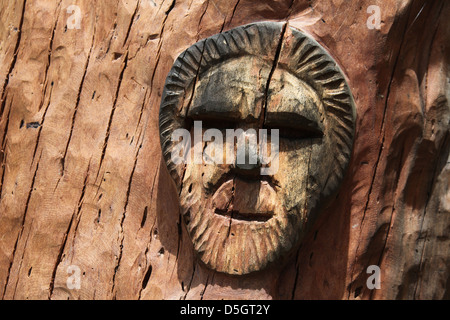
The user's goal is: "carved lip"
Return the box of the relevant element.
[211,178,276,222]
[214,209,273,222]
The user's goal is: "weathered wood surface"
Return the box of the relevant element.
[0,0,448,300]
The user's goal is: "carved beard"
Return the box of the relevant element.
[179,155,309,275]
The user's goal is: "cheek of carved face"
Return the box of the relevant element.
[177,58,334,275]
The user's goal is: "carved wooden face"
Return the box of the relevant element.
[159,22,356,275]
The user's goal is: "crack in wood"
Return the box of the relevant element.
[123,0,140,46]
[149,0,177,91]
[60,23,96,179]
[48,162,91,299]
[97,51,129,181]
[347,2,415,299]
[111,138,143,298]
[0,99,13,203]
[261,22,287,128]
[0,0,26,117]
[3,151,41,299]
[31,85,53,167]
[38,0,62,113]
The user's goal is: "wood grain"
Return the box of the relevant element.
[0,0,448,300]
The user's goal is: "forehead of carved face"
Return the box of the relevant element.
[188,56,324,130]
[159,22,355,275]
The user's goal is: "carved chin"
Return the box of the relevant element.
[181,178,303,275]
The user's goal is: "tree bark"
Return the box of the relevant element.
[0,0,448,300]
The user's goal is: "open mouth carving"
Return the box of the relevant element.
[211,178,277,223]
[214,209,273,222]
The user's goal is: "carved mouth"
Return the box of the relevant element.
[214,208,273,222]
[211,178,277,222]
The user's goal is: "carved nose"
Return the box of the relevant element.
[235,140,261,172]
[236,160,260,171]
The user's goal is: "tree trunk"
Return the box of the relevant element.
[0,0,448,300]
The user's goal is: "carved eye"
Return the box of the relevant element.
[264,70,325,140]
[264,111,323,140]
[269,125,323,140]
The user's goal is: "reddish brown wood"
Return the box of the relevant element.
[0,0,448,300]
